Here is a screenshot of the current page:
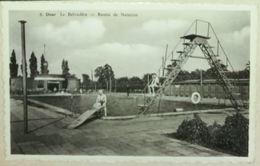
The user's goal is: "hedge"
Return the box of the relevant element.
[176,113,248,156]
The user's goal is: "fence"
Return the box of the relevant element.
[164,82,249,100]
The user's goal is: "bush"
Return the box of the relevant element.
[176,115,210,145]
[176,113,249,156]
[207,121,222,147]
[214,113,249,156]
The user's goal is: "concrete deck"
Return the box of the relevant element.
[11,98,231,156]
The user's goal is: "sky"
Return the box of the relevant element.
[9,10,250,79]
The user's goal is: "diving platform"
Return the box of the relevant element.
[181,34,210,41]
[171,59,181,61]
[183,42,192,46]
[176,51,184,54]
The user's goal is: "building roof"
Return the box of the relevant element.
[34,74,65,81]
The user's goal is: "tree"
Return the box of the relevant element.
[103,64,114,92]
[115,77,129,92]
[129,76,144,92]
[94,66,106,88]
[236,61,250,79]
[40,54,49,74]
[165,59,178,75]
[40,54,45,74]
[142,73,153,84]
[176,70,191,81]
[244,61,250,78]
[60,59,70,90]
[94,64,115,91]
[9,49,18,78]
[103,64,114,79]
[245,61,250,71]
[62,59,70,76]
[29,51,39,78]
[203,60,229,79]
[82,74,91,90]
[94,66,104,81]
[190,69,201,80]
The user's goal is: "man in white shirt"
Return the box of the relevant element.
[93,89,107,116]
[148,73,160,96]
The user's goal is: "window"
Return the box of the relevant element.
[37,81,44,88]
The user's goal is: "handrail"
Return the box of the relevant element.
[209,24,235,72]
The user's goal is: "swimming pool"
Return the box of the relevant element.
[25,93,228,116]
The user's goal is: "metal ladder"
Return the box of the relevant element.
[139,39,197,114]
[140,35,245,114]
[199,40,245,109]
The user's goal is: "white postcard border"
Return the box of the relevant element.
[0,1,258,165]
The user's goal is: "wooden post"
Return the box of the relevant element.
[162,44,168,77]
[200,70,203,86]
[109,77,112,93]
[106,80,108,92]
[195,20,197,34]
[91,70,94,90]
[217,40,220,56]
[207,22,210,37]
[200,69,203,97]
[19,20,28,134]
[147,74,150,94]
[114,79,117,92]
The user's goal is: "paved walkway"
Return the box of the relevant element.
[11,98,231,156]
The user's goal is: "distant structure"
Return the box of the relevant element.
[10,74,80,93]
[10,43,80,94]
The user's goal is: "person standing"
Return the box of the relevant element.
[148,73,160,96]
[126,82,130,96]
[93,89,107,116]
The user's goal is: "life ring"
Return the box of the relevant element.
[191,92,201,104]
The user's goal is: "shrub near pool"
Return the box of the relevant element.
[176,114,210,145]
[214,113,249,156]
[176,113,249,156]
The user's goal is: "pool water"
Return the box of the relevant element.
[27,94,227,116]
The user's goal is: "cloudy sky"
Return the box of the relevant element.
[9,10,250,79]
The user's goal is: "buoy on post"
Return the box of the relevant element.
[191,92,201,104]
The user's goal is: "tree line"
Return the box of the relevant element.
[10,49,50,78]
[10,49,72,79]
[83,62,250,93]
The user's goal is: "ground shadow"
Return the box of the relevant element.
[28,117,66,133]
[11,117,59,123]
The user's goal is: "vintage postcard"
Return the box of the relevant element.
[0,1,259,166]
